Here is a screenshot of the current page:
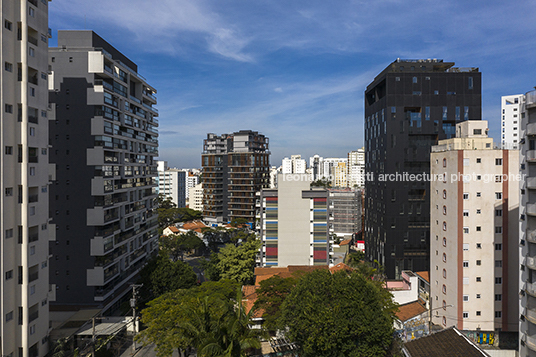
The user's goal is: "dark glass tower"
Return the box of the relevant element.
[364,59,481,279]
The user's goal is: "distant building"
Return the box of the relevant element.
[328,188,362,239]
[309,155,324,181]
[430,120,518,331]
[282,155,306,174]
[185,171,199,199]
[202,130,270,223]
[348,148,365,188]
[189,183,203,211]
[501,94,523,149]
[157,161,186,207]
[365,59,482,279]
[259,174,330,267]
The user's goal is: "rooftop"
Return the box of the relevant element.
[403,327,491,357]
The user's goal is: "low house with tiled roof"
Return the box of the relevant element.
[402,327,491,357]
[395,300,429,342]
[162,225,180,236]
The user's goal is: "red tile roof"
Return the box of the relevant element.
[396,300,427,322]
[339,239,352,246]
[166,226,180,233]
[415,271,429,283]
[182,221,207,233]
[329,263,353,273]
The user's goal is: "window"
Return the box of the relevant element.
[6,311,13,322]
[495,209,502,217]
[5,146,13,155]
[443,158,447,167]
[495,277,502,284]
[442,284,446,294]
[463,295,469,302]
[495,311,502,318]
[476,158,481,163]
[5,270,13,280]
[443,269,447,278]
[495,192,502,199]
[4,20,12,30]
[495,243,502,250]
[5,187,13,196]
[476,175,481,180]
[495,294,502,301]
[29,87,35,97]
[442,237,447,247]
[30,285,35,295]
[463,210,469,217]
[476,277,481,282]
[476,209,481,214]
[443,190,447,199]
[495,175,502,183]
[29,167,35,176]
[443,206,447,215]
[5,229,13,238]
[495,158,502,165]
[476,294,481,299]
[5,104,13,113]
[29,7,35,17]
[473,129,481,135]
[413,77,417,84]
[30,324,36,335]
[463,243,469,251]
[476,260,481,265]
[463,261,469,268]
[443,222,447,231]
[463,312,469,319]
[395,77,400,81]
[463,227,469,234]
[29,127,35,136]
[476,226,481,232]
[468,77,473,89]
[5,61,13,72]
[495,227,502,234]
[476,192,481,197]
[442,253,447,262]
[495,260,502,268]
[463,193,469,199]
[29,47,35,57]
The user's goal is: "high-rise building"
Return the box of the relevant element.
[309,155,323,181]
[202,130,270,223]
[348,148,365,188]
[519,88,536,356]
[501,94,523,149]
[430,121,518,332]
[281,155,306,174]
[328,188,362,239]
[188,183,203,212]
[185,172,199,200]
[156,161,186,207]
[331,160,347,188]
[48,31,159,310]
[364,59,482,278]
[1,1,51,356]
[259,174,330,267]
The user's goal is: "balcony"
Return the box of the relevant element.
[28,311,39,323]
[528,123,536,136]
[527,90,536,109]
[527,151,536,163]
[526,307,536,325]
[526,282,536,297]
[526,256,536,270]
[528,178,536,190]
[525,333,536,352]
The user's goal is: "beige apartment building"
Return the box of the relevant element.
[430,121,519,332]
[1,0,51,356]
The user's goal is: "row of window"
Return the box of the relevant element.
[440,158,502,166]
[462,311,502,319]
[441,190,503,200]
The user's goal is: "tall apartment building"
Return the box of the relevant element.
[259,174,330,267]
[348,148,365,188]
[501,94,524,149]
[364,59,481,278]
[202,130,270,223]
[520,88,536,356]
[309,155,323,181]
[281,155,306,174]
[328,188,362,238]
[1,1,51,356]
[185,172,199,200]
[156,161,186,207]
[188,183,203,212]
[430,121,518,332]
[48,31,159,310]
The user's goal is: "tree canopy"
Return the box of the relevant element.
[136,280,265,357]
[280,269,397,357]
[160,231,205,261]
[216,240,261,285]
[253,274,297,332]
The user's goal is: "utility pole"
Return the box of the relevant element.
[130,284,143,352]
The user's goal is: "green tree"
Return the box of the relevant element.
[158,206,203,230]
[201,253,221,281]
[137,255,197,305]
[310,178,332,188]
[160,231,205,261]
[230,217,249,227]
[217,240,261,285]
[137,281,264,357]
[281,269,397,357]
[253,274,296,332]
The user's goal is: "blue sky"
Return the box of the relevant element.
[49,0,536,168]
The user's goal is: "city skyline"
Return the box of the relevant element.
[50,0,536,168]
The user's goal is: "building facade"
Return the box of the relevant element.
[430,121,518,332]
[328,188,362,238]
[501,94,523,149]
[188,183,203,212]
[364,59,482,278]
[520,88,536,356]
[309,155,324,181]
[156,161,186,208]
[202,130,270,223]
[259,174,330,267]
[348,148,365,188]
[1,0,51,356]
[48,31,159,310]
